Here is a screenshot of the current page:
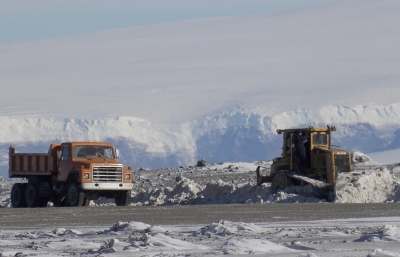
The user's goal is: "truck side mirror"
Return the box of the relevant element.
[115,148,120,159]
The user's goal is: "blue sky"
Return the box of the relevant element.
[1,0,338,43]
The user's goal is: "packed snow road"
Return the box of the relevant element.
[1,203,400,229]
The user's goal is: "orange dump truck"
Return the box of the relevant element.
[9,142,134,208]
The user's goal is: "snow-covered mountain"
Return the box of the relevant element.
[1,0,400,177]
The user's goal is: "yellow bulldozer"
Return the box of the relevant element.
[256,126,353,200]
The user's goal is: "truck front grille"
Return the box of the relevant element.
[334,154,351,173]
[92,166,123,182]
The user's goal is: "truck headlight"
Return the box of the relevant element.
[125,174,131,181]
[83,173,90,180]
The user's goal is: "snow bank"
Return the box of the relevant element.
[132,162,400,205]
[2,156,400,207]
[335,167,400,203]
[133,176,204,205]
[132,176,326,206]
[0,179,14,208]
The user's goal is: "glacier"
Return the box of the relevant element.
[1,102,400,177]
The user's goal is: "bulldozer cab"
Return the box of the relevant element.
[281,127,331,160]
[279,126,332,172]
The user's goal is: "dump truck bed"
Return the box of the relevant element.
[9,146,54,178]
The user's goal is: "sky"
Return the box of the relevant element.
[0,0,338,43]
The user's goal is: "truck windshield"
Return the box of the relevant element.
[312,133,327,145]
[73,145,115,159]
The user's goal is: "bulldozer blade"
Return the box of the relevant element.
[256,166,273,185]
[256,166,263,185]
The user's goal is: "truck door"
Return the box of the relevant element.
[57,144,72,182]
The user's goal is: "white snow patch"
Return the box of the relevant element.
[148,233,210,250]
[353,151,374,163]
[368,248,400,257]
[382,225,400,242]
[199,220,265,236]
[220,237,295,255]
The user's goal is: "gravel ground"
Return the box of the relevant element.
[132,160,268,191]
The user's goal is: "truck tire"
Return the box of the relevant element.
[114,190,131,206]
[66,182,85,207]
[25,182,41,208]
[11,183,27,208]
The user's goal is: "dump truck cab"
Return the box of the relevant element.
[257,126,352,199]
[53,142,133,206]
[56,142,132,188]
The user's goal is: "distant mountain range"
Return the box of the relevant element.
[1,102,400,177]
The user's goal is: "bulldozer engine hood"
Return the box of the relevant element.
[313,145,348,154]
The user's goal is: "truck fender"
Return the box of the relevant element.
[66,171,80,183]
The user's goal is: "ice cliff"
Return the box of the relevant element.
[1,102,400,177]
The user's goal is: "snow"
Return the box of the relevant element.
[125,154,400,206]
[335,168,399,203]
[220,237,294,255]
[2,217,400,256]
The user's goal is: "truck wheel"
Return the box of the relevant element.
[25,182,41,208]
[114,190,131,206]
[66,182,85,207]
[11,183,27,208]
